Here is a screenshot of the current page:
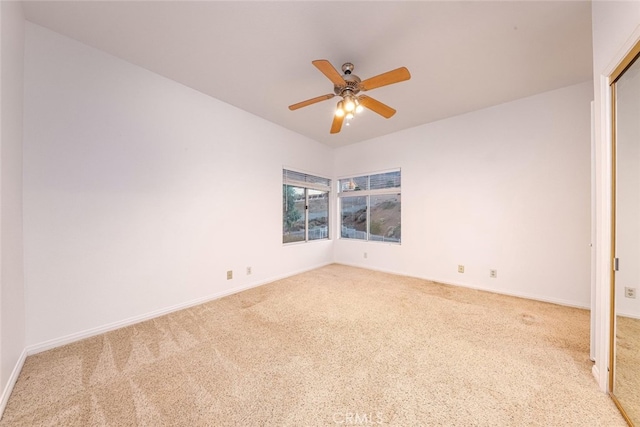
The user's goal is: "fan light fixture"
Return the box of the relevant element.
[335,95,362,119]
[344,97,355,112]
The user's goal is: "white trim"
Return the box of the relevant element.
[0,348,27,421]
[590,100,597,362]
[26,262,332,355]
[431,278,590,310]
[592,364,600,385]
[616,311,640,320]
[334,262,590,309]
[595,72,614,392]
[593,23,640,393]
[604,24,640,78]
[282,237,331,247]
[338,187,402,198]
[284,179,330,193]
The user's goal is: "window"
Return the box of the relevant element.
[338,170,401,243]
[283,169,331,244]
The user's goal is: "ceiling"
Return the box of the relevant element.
[22,1,593,148]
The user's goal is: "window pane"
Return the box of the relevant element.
[308,190,329,240]
[339,176,369,192]
[341,196,367,240]
[283,185,305,243]
[370,194,401,243]
[370,171,401,190]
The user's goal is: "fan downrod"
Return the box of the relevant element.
[334,62,361,96]
[341,63,354,74]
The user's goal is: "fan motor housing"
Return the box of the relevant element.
[334,74,361,96]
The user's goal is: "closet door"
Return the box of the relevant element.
[610,44,640,427]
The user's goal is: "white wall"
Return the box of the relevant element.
[591,0,640,391]
[23,23,333,349]
[0,0,26,415]
[334,82,593,308]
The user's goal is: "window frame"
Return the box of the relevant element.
[338,169,401,244]
[283,169,331,245]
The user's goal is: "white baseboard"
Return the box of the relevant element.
[26,262,332,356]
[616,311,640,320]
[334,262,590,310]
[0,348,27,421]
[432,277,590,310]
[592,364,601,387]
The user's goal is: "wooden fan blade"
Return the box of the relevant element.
[289,94,335,111]
[330,114,344,134]
[360,67,411,91]
[359,95,396,118]
[312,59,346,86]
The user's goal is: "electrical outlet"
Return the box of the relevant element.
[458,265,464,273]
[226,270,233,280]
[625,287,636,299]
[490,269,497,278]
[246,266,252,275]
[364,252,368,259]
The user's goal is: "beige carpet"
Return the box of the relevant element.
[614,315,640,424]
[1,264,626,426]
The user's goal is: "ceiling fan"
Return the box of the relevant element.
[288,60,411,134]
